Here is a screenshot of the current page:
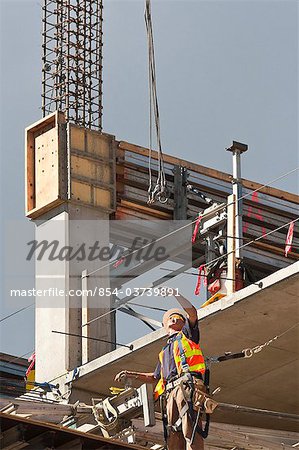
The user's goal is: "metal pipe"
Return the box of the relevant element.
[52,330,133,350]
[232,150,242,259]
[227,141,248,259]
[218,402,299,421]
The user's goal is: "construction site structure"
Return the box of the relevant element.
[24,109,299,377]
[16,108,299,449]
[1,0,299,448]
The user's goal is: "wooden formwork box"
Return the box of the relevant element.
[68,124,116,212]
[25,111,116,218]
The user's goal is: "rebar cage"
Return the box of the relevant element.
[42,0,103,131]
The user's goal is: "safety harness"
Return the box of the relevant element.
[175,334,211,441]
[158,333,211,445]
[154,332,205,399]
[161,339,256,445]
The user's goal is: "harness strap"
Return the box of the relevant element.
[172,334,211,440]
[179,377,211,441]
[176,333,189,372]
[196,413,210,440]
[160,395,168,444]
[171,403,189,431]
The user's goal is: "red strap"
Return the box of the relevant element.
[194,264,207,296]
[192,215,202,244]
[285,221,294,257]
[243,192,266,237]
[26,352,36,377]
[113,256,125,268]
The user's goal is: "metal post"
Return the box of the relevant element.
[205,232,217,299]
[226,194,236,294]
[81,269,89,365]
[173,165,188,220]
[226,141,248,259]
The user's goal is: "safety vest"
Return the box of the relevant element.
[154,332,205,399]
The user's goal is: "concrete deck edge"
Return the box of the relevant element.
[63,261,299,384]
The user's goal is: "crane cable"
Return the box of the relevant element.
[144,0,168,205]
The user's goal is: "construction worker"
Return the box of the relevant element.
[115,292,206,450]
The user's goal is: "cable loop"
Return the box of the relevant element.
[243,348,253,358]
[243,333,283,359]
[157,193,169,204]
[145,0,168,206]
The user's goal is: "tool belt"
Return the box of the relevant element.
[165,373,218,415]
[192,377,218,414]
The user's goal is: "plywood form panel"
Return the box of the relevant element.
[69,124,116,212]
[71,180,92,203]
[35,127,59,209]
[86,129,111,158]
[70,155,111,185]
[70,125,85,151]
[25,111,67,218]
[94,187,112,209]
[71,155,94,178]
[96,164,111,184]
[25,114,116,217]
[70,125,112,159]
[26,130,35,212]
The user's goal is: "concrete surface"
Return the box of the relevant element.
[64,262,299,430]
[35,205,113,383]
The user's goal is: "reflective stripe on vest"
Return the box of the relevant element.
[154,349,165,400]
[174,335,205,375]
[154,332,205,399]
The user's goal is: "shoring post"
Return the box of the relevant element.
[226,141,248,259]
[227,194,236,294]
[81,269,89,365]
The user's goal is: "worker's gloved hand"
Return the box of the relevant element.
[114,370,129,382]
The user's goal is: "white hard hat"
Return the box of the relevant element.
[162,308,187,327]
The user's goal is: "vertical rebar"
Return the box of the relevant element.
[41,0,103,130]
[42,1,47,116]
[66,0,70,121]
[87,0,92,128]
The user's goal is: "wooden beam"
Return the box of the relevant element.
[118,200,171,219]
[251,240,299,260]
[25,431,56,449]
[0,413,145,449]
[56,439,82,450]
[0,425,29,450]
[133,418,298,449]
[25,111,65,136]
[26,198,64,219]
[1,443,29,450]
[118,141,299,204]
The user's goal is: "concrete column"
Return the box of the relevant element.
[25,113,116,384]
[34,204,113,383]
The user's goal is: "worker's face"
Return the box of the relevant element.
[166,314,185,335]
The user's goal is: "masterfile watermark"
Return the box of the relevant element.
[10,287,106,298]
[10,288,94,297]
[5,219,192,309]
[10,287,180,298]
[26,237,169,265]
